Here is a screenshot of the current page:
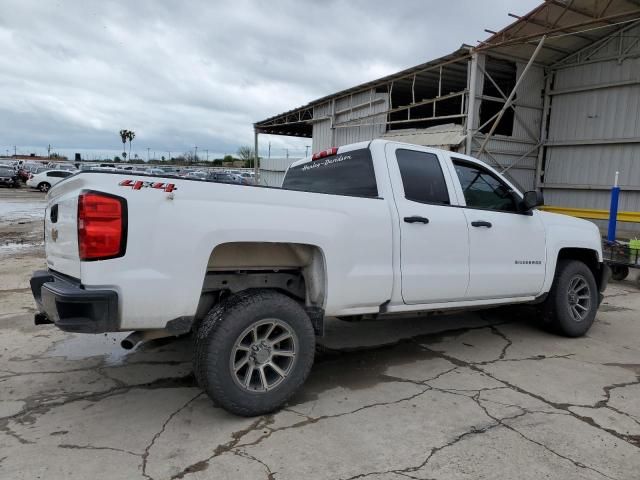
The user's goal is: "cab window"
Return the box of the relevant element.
[452,159,519,212]
[396,149,449,205]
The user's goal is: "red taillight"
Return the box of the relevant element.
[78,192,126,261]
[311,147,338,160]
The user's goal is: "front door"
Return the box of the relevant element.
[449,158,546,299]
[386,144,470,304]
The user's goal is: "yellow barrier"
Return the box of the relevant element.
[540,206,640,223]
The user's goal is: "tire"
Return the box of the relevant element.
[193,290,316,416]
[610,265,629,281]
[542,260,598,337]
[38,182,50,193]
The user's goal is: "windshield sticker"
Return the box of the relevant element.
[302,154,352,172]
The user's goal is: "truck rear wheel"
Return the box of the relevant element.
[193,290,315,416]
[542,260,598,337]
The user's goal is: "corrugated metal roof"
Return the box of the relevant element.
[255,1,640,137]
[478,0,640,66]
[255,47,471,135]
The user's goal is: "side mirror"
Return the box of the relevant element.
[522,190,544,211]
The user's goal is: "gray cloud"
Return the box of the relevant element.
[0,0,540,159]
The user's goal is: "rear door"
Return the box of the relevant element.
[386,144,469,304]
[447,157,546,299]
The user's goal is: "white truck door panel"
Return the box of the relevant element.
[386,144,470,304]
[449,158,546,299]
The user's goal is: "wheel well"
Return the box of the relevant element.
[557,247,600,282]
[197,241,327,320]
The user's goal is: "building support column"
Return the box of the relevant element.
[465,53,479,155]
[253,129,259,183]
[535,73,553,190]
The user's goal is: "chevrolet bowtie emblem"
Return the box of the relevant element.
[51,227,58,242]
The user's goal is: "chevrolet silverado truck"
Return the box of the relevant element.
[30,140,610,416]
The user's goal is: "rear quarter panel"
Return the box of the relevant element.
[74,173,394,329]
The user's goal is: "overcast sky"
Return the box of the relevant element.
[0,0,541,159]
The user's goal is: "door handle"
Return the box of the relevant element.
[471,220,492,228]
[404,216,429,224]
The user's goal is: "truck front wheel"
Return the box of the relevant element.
[193,290,315,416]
[542,260,598,337]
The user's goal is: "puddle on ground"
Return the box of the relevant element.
[0,201,46,223]
[599,304,632,312]
[290,341,441,405]
[0,241,44,256]
[47,332,133,366]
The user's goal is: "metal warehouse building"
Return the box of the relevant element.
[255,0,640,234]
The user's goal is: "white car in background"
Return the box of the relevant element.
[26,169,75,192]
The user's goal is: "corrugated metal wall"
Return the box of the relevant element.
[543,23,640,233]
[471,60,545,191]
[259,156,299,187]
[312,89,388,152]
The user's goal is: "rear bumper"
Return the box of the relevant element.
[30,270,120,333]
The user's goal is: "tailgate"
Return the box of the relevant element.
[44,179,81,278]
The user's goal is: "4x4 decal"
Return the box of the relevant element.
[119,179,177,192]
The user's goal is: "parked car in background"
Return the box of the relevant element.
[26,169,74,192]
[185,171,208,180]
[45,163,77,172]
[240,172,256,185]
[144,168,166,176]
[207,171,244,184]
[0,165,20,188]
[18,164,50,181]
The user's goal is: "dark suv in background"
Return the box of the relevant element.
[0,165,20,188]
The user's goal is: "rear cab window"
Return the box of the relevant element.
[396,149,450,205]
[282,148,378,198]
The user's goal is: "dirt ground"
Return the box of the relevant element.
[1,187,640,480]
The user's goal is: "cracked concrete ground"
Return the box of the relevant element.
[2,192,640,479]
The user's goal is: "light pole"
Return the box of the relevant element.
[194,146,198,163]
[205,149,208,162]
[147,148,150,162]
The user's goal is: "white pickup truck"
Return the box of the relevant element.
[30,139,610,416]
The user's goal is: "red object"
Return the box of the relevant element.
[77,192,126,260]
[312,147,338,161]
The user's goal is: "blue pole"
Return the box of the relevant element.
[607,171,620,242]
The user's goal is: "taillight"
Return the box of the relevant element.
[77,192,127,261]
[29,174,33,179]
[312,147,338,160]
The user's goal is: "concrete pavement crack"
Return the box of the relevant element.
[489,325,512,360]
[470,391,619,480]
[171,385,441,480]
[1,373,197,425]
[58,443,141,457]
[417,342,640,448]
[170,416,272,479]
[233,449,277,480]
[141,391,203,480]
